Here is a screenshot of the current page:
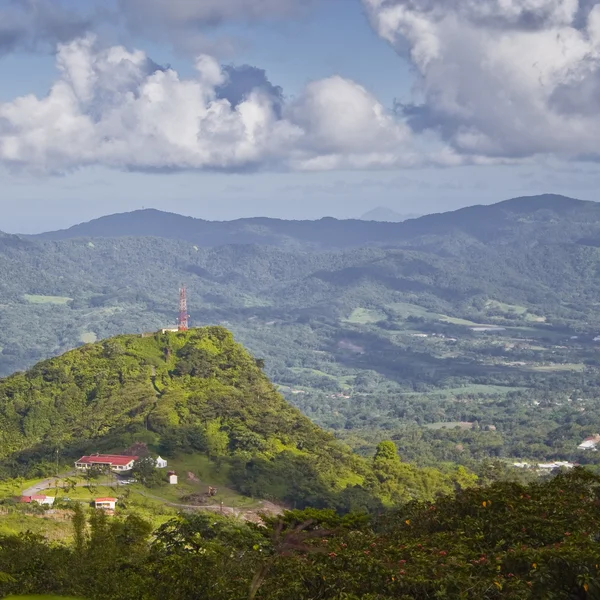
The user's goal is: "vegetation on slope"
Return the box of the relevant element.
[0,469,598,599]
[0,327,470,510]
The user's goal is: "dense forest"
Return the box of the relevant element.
[4,194,600,467]
[0,469,598,599]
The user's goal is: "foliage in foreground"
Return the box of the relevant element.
[0,469,599,599]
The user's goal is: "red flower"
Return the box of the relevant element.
[364,550,370,555]
[328,552,337,558]
[399,560,407,565]
[439,551,447,556]
[370,543,376,548]
[340,543,347,548]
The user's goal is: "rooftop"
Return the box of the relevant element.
[76,454,138,466]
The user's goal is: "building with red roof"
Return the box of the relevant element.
[75,454,138,472]
[94,498,117,511]
[20,494,55,506]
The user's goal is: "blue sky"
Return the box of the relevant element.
[0,0,598,232]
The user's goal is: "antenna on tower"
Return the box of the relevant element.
[178,285,189,331]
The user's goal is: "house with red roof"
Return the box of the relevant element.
[20,494,55,506]
[75,454,138,472]
[94,497,117,511]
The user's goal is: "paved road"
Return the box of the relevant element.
[22,477,62,496]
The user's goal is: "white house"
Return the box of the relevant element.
[168,471,178,485]
[538,461,575,470]
[155,456,168,469]
[578,436,600,451]
[94,497,117,511]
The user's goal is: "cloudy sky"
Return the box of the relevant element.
[1,0,599,232]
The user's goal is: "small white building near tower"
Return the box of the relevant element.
[156,456,168,468]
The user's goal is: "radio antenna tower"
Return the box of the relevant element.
[178,285,189,331]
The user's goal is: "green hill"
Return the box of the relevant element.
[0,327,468,510]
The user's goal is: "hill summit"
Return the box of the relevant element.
[0,327,471,510]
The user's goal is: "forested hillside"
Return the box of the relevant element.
[0,327,470,509]
[3,195,600,470]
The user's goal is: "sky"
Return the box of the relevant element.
[1,0,599,232]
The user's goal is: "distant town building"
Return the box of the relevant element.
[155,456,168,468]
[94,498,117,511]
[514,461,576,470]
[537,461,575,470]
[20,494,55,506]
[167,471,178,485]
[75,454,138,472]
[578,435,600,451]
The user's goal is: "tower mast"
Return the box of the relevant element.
[178,285,189,331]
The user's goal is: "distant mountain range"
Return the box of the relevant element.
[28,194,600,251]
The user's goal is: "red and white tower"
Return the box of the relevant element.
[177,285,189,331]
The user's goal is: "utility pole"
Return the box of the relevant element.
[178,285,189,331]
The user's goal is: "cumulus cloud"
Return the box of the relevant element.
[363,0,600,160]
[0,36,437,173]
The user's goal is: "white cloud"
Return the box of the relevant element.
[363,0,600,159]
[0,36,438,174]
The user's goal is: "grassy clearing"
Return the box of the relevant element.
[527,363,585,372]
[345,308,386,324]
[240,295,272,308]
[0,511,73,541]
[485,300,546,323]
[386,302,439,320]
[485,300,528,315]
[0,478,46,499]
[439,315,492,326]
[401,384,526,397]
[24,294,72,305]
[165,455,260,508]
[424,422,474,430]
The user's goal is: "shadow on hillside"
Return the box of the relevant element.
[312,267,467,302]
[330,329,546,388]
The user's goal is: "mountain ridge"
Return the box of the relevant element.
[27,194,599,251]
